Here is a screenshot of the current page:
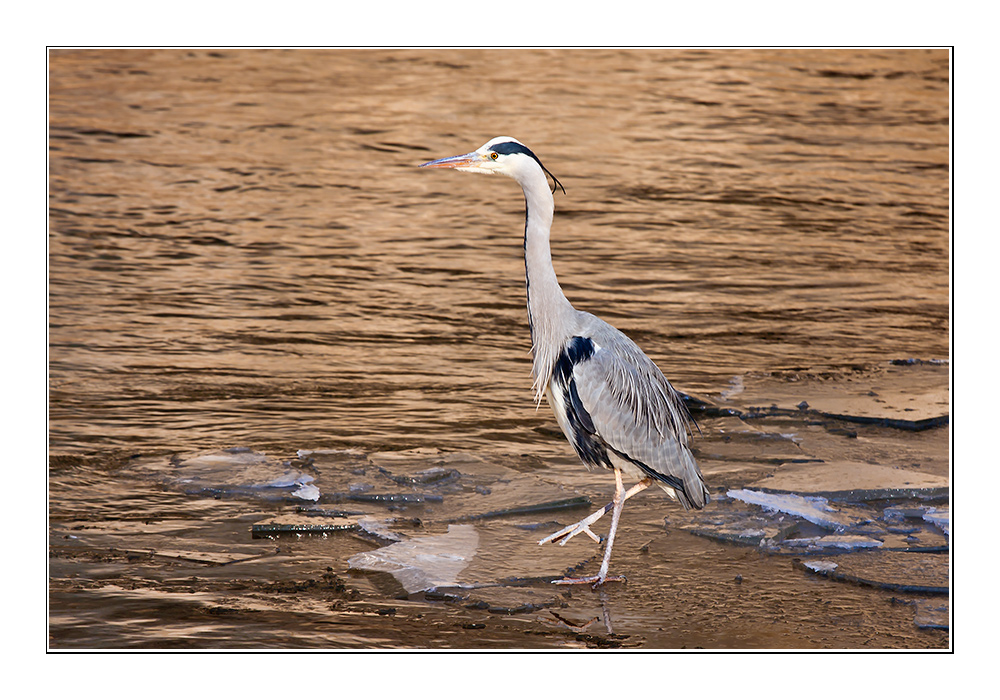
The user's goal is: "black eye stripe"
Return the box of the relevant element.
[490,141,566,195]
[491,140,537,159]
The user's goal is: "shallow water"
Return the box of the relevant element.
[48,48,950,649]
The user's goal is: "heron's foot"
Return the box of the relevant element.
[538,521,601,546]
[550,574,626,587]
[537,503,612,547]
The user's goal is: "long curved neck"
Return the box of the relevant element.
[520,167,575,403]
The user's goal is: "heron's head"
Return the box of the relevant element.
[420,137,565,194]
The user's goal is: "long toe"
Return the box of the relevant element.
[538,503,612,546]
[538,522,577,546]
[559,522,601,545]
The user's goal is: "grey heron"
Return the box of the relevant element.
[420,137,710,586]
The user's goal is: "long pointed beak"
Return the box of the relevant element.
[419,151,484,169]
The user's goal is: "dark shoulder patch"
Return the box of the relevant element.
[554,336,595,384]
[566,336,595,364]
[551,336,610,470]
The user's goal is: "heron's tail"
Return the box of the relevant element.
[676,450,710,510]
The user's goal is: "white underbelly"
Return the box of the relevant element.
[545,381,575,444]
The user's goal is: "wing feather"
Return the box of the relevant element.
[570,334,709,510]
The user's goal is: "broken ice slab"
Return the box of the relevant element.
[692,415,811,468]
[800,554,950,630]
[143,446,592,525]
[132,448,323,502]
[351,448,597,524]
[291,483,320,501]
[686,527,770,547]
[682,497,807,549]
[346,492,443,504]
[366,448,476,476]
[376,465,462,487]
[251,514,360,538]
[347,524,479,594]
[347,517,598,595]
[913,600,950,630]
[250,509,418,542]
[356,518,408,542]
[748,461,949,501]
[687,490,947,555]
[801,560,838,574]
[804,390,949,431]
[882,504,950,542]
[727,489,854,530]
[760,361,950,432]
[770,534,883,552]
[446,496,592,523]
[794,550,948,595]
[923,507,950,536]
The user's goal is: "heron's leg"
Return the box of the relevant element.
[593,467,627,583]
[538,476,652,547]
[549,470,650,586]
[622,477,652,501]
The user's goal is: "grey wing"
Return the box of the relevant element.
[571,336,710,510]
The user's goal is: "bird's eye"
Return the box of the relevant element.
[490,152,499,160]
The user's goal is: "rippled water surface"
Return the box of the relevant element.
[49,49,950,649]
